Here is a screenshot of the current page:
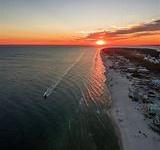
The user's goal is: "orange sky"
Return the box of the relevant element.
[0,30,160,46]
[1,21,160,46]
[0,0,159,46]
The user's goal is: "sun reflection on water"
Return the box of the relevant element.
[83,48,110,111]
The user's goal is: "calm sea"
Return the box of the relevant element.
[0,46,119,150]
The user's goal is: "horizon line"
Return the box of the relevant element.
[0,44,159,47]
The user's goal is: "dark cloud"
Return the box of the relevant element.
[114,19,160,35]
[132,31,160,37]
[85,19,160,40]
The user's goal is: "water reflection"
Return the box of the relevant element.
[74,48,120,150]
[82,48,110,112]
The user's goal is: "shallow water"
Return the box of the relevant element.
[0,46,119,150]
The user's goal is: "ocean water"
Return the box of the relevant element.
[0,46,119,150]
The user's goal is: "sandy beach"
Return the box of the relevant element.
[108,69,160,150]
[102,48,160,150]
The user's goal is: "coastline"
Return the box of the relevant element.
[101,47,160,150]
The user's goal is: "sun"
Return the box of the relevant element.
[96,40,106,45]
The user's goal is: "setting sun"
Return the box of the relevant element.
[96,40,106,45]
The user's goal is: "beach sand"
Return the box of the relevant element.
[106,64,160,150]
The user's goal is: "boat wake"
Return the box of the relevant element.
[43,52,84,98]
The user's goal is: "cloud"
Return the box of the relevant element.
[132,31,160,37]
[113,19,160,35]
[83,19,160,41]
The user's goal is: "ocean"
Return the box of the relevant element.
[0,46,119,150]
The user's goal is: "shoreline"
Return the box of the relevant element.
[101,47,160,150]
[107,98,124,150]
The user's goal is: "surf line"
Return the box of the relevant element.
[43,52,84,99]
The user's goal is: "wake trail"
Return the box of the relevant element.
[43,52,84,98]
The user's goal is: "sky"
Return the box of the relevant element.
[0,0,160,45]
